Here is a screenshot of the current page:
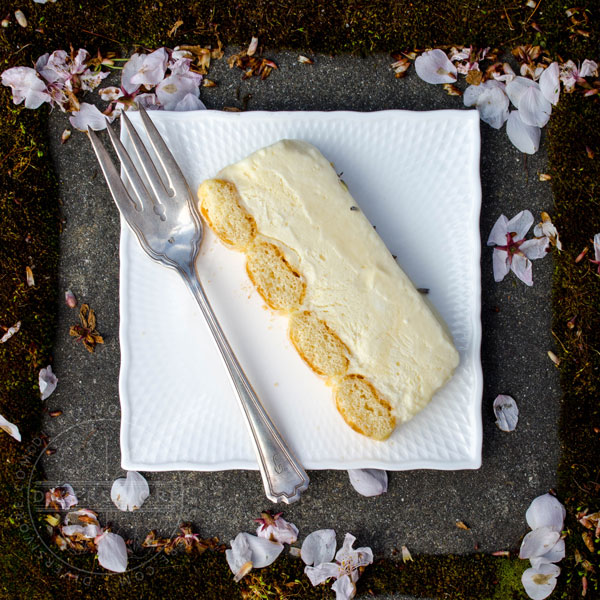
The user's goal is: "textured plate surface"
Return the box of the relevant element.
[119,110,482,471]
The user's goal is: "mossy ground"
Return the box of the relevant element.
[0,1,598,598]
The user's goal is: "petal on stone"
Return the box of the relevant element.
[519,86,552,128]
[506,110,541,154]
[520,237,550,260]
[331,573,357,600]
[506,76,538,109]
[506,210,534,241]
[110,471,149,511]
[511,253,534,286]
[130,48,169,88]
[414,49,457,84]
[539,63,560,106]
[156,74,200,110]
[593,233,600,262]
[530,538,565,568]
[347,469,388,497]
[519,527,561,559]
[226,532,252,577]
[476,85,510,129]
[69,103,108,131]
[463,84,486,107]
[244,533,284,568]
[493,395,518,431]
[39,365,58,400]
[174,92,207,111]
[492,249,510,282]
[526,494,566,532]
[257,517,299,545]
[304,562,340,587]
[487,214,509,246]
[335,533,373,568]
[301,529,337,566]
[521,564,559,600]
[96,532,128,573]
[0,413,21,441]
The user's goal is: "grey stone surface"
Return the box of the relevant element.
[36,50,559,594]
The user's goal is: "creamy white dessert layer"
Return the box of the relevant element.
[218,139,459,423]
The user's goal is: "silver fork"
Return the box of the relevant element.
[87,106,309,504]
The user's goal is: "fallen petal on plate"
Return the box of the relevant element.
[493,395,518,431]
[526,493,566,532]
[506,110,541,154]
[96,531,128,573]
[301,529,337,566]
[111,471,150,511]
[415,49,457,84]
[519,527,560,559]
[521,564,560,600]
[39,365,58,400]
[347,469,388,496]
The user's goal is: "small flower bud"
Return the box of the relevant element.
[65,290,77,308]
[15,9,27,28]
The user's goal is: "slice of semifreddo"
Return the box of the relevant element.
[197,140,460,441]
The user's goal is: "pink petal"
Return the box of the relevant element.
[335,533,373,568]
[304,562,340,587]
[511,253,533,286]
[96,532,128,573]
[518,86,552,127]
[256,517,299,545]
[519,527,560,559]
[121,53,145,94]
[493,395,518,431]
[506,210,534,241]
[331,574,357,600]
[506,110,541,154]
[492,248,510,282]
[506,76,538,109]
[39,365,58,400]
[521,564,559,600]
[520,237,549,260]
[487,214,510,246]
[174,92,206,111]
[156,74,200,110]
[526,494,566,532]
[593,233,600,262]
[99,86,123,102]
[130,48,168,88]
[539,63,560,106]
[476,85,510,129]
[301,529,337,566]
[243,533,283,568]
[0,413,21,441]
[1,66,50,109]
[69,103,108,131]
[347,469,388,497]
[579,59,598,78]
[530,538,565,568]
[463,83,486,107]
[226,532,252,577]
[110,471,149,511]
[414,49,457,84]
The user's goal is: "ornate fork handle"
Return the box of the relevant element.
[180,264,309,504]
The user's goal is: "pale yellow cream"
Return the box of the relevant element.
[218,140,459,423]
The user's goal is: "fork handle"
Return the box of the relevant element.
[181,269,309,504]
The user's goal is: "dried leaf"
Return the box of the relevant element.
[61,129,72,144]
[202,78,217,87]
[582,532,595,552]
[443,83,462,96]
[70,304,104,352]
[538,173,552,181]
[49,410,62,418]
[298,55,314,65]
[167,19,183,37]
[26,266,35,287]
[466,70,483,86]
[575,247,589,263]
[456,520,470,530]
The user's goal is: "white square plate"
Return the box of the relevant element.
[119,109,483,471]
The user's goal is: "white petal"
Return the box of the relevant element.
[39,365,58,400]
[331,574,357,600]
[174,92,206,111]
[110,471,149,511]
[99,86,123,102]
[244,533,283,568]
[156,74,200,110]
[1,66,50,109]
[519,527,560,559]
[96,532,128,573]
[476,86,510,129]
[301,529,337,565]
[521,564,559,600]
[335,533,373,568]
[492,249,510,282]
[130,48,168,88]
[493,395,518,431]
[257,517,299,545]
[518,86,552,128]
[487,214,509,246]
[579,59,598,78]
[121,53,145,94]
[69,103,108,132]
[0,413,21,441]
[347,469,388,497]
[511,253,533,286]
[226,532,252,575]
[506,210,534,242]
[506,76,538,109]
[539,63,560,106]
[593,233,600,262]
[414,49,457,84]
[62,523,101,539]
[133,93,159,110]
[304,562,340,586]
[506,110,541,154]
[520,237,549,260]
[526,494,566,532]
[530,538,565,568]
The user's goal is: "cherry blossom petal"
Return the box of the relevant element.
[511,253,533,286]
[62,523,101,538]
[347,469,388,497]
[492,248,510,282]
[304,562,340,586]
[301,529,337,566]
[1,321,21,343]
[0,413,21,441]
[506,110,541,154]
[130,48,168,88]
[414,49,457,84]
[493,395,518,431]
[530,538,565,569]
[256,516,299,545]
[539,63,560,106]
[519,527,560,559]
[521,564,560,600]
[39,365,58,400]
[487,214,510,246]
[506,210,534,241]
[80,69,110,92]
[476,85,510,129]
[593,233,600,262]
[463,83,486,107]
[518,86,552,127]
[96,531,128,573]
[99,86,123,102]
[526,494,566,532]
[121,53,145,94]
[46,484,78,510]
[520,237,549,260]
[506,76,538,109]
[156,74,200,110]
[174,92,207,111]
[111,471,149,511]
[69,103,108,131]
[331,573,357,600]
[1,66,50,109]
[335,533,373,568]
[226,532,252,580]
[579,59,598,78]
[245,533,284,567]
